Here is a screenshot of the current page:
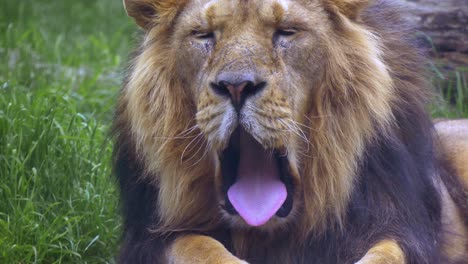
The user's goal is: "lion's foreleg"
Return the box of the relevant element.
[355,240,405,264]
[167,235,247,264]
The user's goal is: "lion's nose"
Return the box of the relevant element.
[211,74,266,110]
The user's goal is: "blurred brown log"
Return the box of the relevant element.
[403,0,468,66]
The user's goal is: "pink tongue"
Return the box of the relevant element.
[227,131,287,227]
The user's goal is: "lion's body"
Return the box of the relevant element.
[114,0,468,263]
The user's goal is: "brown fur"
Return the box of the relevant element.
[436,119,468,188]
[168,235,247,264]
[122,0,394,235]
[355,240,405,264]
[435,119,468,262]
[116,0,468,263]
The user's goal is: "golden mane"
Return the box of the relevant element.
[121,0,398,235]
[115,0,466,262]
[121,32,220,232]
[298,11,396,233]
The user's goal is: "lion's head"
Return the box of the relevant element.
[121,0,401,235]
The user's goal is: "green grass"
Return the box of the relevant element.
[0,1,467,263]
[0,0,134,262]
[430,65,468,118]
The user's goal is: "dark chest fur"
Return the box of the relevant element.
[227,131,443,264]
[114,86,445,264]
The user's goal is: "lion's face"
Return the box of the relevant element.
[176,0,327,149]
[124,0,394,232]
[171,0,334,227]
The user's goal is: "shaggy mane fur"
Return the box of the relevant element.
[114,0,466,263]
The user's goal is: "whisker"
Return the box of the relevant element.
[296,149,315,159]
[156,124,200,151]
[302,114,332,130]
[184,135,206,164]
[156,123,199,140]
[180,132,204,163]
[279,119,311,152]
[176,124,200,137]
[187,141,211,168]
[155,135,197,140]
[278,125,314,159]
[286,118,317,132]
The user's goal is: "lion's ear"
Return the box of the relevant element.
[124,0,157,28]
[325,0,371,20]
[123,0,184,28]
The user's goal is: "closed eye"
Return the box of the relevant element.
[275,29,297,37]
[192,31,215,39]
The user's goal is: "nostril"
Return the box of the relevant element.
[210,79,267,110]
[210,82,231,97]
[244,81,266,98]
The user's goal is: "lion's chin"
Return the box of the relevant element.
[220,127,294,227]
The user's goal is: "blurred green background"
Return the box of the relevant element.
[0,0,466,263]
[0,0,133,263]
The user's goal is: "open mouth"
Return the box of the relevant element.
[220,127,294,227]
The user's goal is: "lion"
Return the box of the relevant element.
[113,0,468,263]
